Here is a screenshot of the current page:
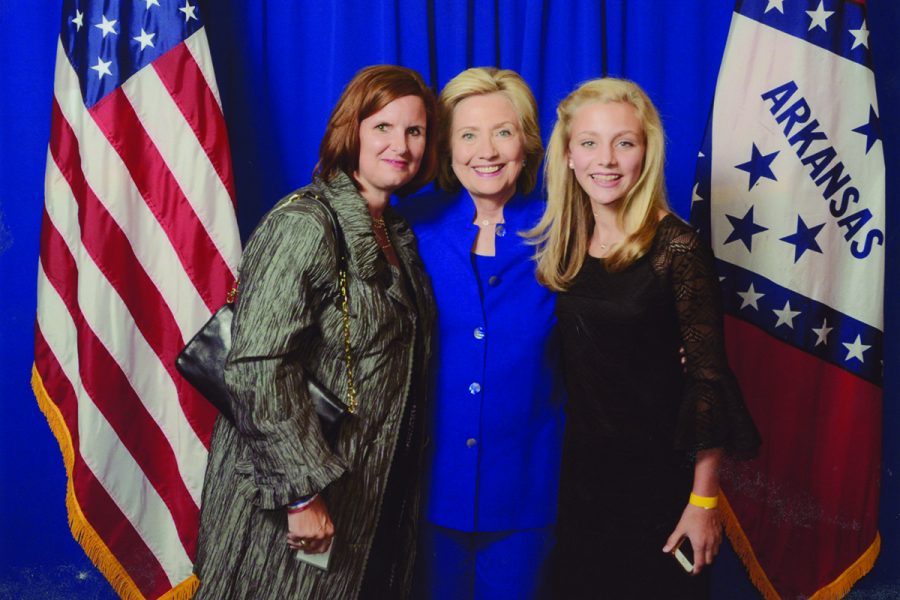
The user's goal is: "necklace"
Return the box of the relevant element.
[371,216,393,249]
[592,216,620,253]
[372,217,391,250]
[372,216,400,267]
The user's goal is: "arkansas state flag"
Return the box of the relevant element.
[691,1,884,598]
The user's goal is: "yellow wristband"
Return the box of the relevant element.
[689,492,718,510]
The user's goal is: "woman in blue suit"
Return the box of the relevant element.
[397,67,563,600]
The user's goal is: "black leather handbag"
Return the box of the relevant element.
[175,192,356,448]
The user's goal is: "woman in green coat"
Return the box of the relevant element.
[193,65,438,600]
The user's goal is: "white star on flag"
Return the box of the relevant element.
[95,15,118,37]
[179,1,198,22]
[146,0,161,7]
[773,300,801,329]
[90,56,113,79]
[849,21,870,50]
[71,10,84,30]
[765,0,784,14]
[738,283,765,310]
[807,1,835,32]
[812,319,833,346]
[842,335,871,363]
[133,28,156,50]
[692,183,704,204]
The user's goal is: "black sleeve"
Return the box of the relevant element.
[659,222,761,459]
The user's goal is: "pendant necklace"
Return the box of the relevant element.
[593,211,617,253]
[372,216,392,249]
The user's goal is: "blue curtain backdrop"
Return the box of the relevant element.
[205,1,738,238]
[1,1,897,597]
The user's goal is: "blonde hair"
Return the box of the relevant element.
[436,67,543,194]
[527,77,669,290]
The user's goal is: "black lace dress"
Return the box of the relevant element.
[548,215,760,599]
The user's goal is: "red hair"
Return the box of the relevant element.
[316,65,439,196]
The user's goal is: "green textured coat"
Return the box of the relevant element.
[194,173,436,599]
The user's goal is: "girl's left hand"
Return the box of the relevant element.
[662,503,722,575]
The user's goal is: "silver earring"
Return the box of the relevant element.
[522,159,527,167]
[568,161,574,169]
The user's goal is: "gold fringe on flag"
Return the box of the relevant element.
[31,364,200,600]
[720,491,880,600]
[160,575,200,600]
[808,533,880,600]
[719,492,779,599]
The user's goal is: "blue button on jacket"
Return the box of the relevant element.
[398,189,564,532]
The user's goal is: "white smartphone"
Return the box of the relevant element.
[294,538,334,571]
[672,537,694,573]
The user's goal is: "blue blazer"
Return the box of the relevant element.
[398,189,564,532]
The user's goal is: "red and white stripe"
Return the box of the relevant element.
[36,27,240,598]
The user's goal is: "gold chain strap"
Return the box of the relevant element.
[232,192,357,413]
[226,281,239,304]
[337,266,358,413]
[300,192,358,414]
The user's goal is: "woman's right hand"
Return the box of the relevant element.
[286,496,335,554]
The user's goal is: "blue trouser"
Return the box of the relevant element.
[415,523,555,600]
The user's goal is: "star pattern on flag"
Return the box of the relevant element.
[812,319,833,347]
[697,0,885,387]
[738,283,765,310]
[852,106,881,154]
[735,143,779,190]
[713,259,883,383]
[724,206,768,252]
[765,0,784,14]
[134,29,156,50]
[63,0,205,108]
[180,1,199,22]
[806,0,835,32]
[95,15,118,37]
[780,216,825,262]
[773,300,801,329]
[849,21,870,49]
[90,56,113,79]
[843,335,871,363]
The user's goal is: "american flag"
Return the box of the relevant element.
[692,0,883,597]
[33,1,240,597]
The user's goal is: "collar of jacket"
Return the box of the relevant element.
[309,171,417,282]
[440,187,536,230]
[424,189,539,262]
